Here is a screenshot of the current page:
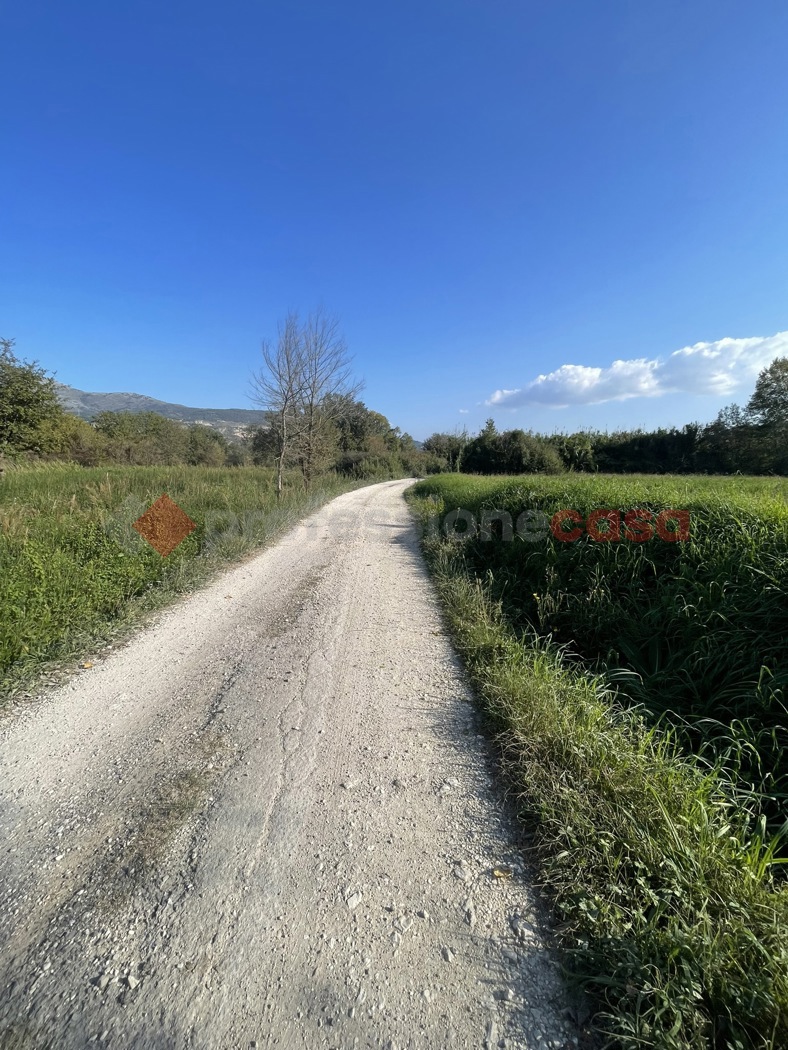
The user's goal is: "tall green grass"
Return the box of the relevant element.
[408,475,788,1050]
[0,462,361,696]
[413,473,788,833]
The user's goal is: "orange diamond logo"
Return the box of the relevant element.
[132,494,196,557]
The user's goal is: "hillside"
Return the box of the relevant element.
[55,383,268,441]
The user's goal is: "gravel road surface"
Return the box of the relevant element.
[0,480,579,1049]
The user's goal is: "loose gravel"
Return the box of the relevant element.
[0,480,582,1049]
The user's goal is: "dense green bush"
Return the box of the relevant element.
[0,339,66,457]
[462,419,565,475]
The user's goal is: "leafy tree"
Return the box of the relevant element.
[462,419,500,473]
[321,394,366,452]
[365,409,400,448]
[249,423,279,466]
[92,411,189,464]
[187,424,228,466]
[422,430,468,472]
[311,399,407,477]
[695,405,756,473]
[37,412,105,465]
[324,397,393,452]
[747,357,788,428]
[461,420,563,475]
[589,426,701,474]
[0,338,65,458]
[498,429,564,474]
[225,442,250,467]
[396,433,441,476]
[746,357,788,472]
[553,432,596,471]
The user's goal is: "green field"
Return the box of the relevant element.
[408,473,788,1050]
[415,472,788,822]
[0,462,360,696]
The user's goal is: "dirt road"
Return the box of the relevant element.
[0,481,578,1049]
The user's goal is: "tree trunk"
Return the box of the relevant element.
[304,412,315,492]
[276,409,287,500]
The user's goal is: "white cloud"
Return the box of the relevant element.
[458,408,469,414]
[486,331,788,409]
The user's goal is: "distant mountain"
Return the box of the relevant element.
[55,384,268,442]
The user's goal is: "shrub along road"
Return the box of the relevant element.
[0,480,579,1050]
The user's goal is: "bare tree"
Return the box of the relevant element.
[298,308,363,490]
[250,309,362,496]
[249,312,305,499]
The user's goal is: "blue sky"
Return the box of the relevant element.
[2,0,787,440]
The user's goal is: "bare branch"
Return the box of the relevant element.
[249,309,362,494]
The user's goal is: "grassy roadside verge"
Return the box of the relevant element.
[0,463,372,703]
[407,484,788,1050]
[405,473,788,834]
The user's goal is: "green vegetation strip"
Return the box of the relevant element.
[414,473,788,831]
[0,462,366,699]
[408,475,788,1050]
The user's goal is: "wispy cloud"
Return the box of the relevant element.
[458,408,469,414]
[486,331,788,409]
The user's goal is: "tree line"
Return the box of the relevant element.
[0,334,427,479]
[0,338,239,468]
[4,328,787,480]
[422,357,788,476]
